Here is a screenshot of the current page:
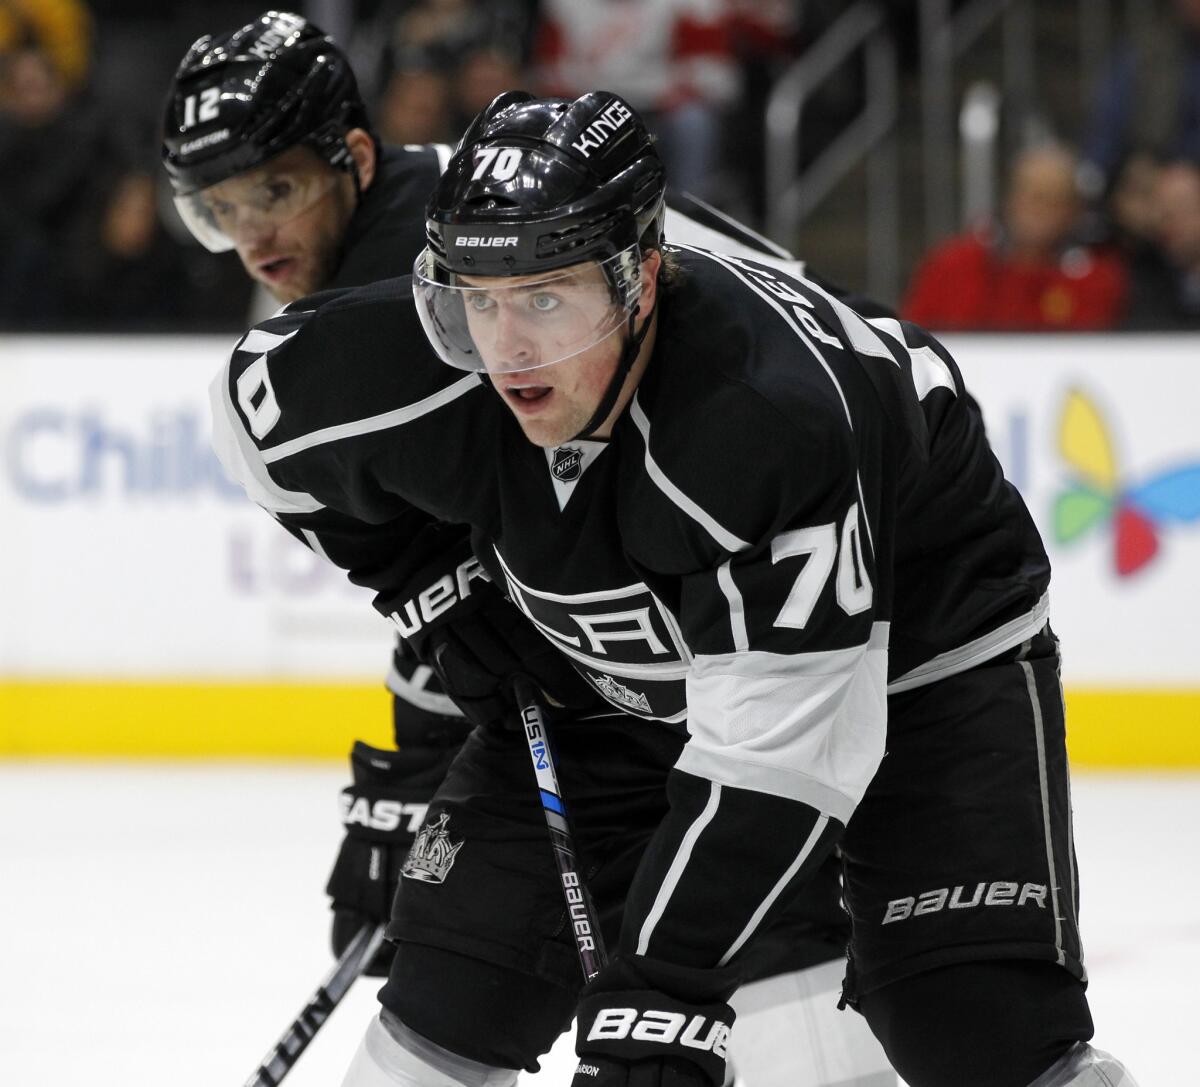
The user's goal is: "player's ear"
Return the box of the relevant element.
[639,248,662,311]
[345,128,377,192]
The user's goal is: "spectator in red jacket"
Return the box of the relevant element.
[902,144,1128,330]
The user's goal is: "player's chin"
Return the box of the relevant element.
[509,402,579,448]
[256,266,315,305]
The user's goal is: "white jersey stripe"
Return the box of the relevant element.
[209,366,324,515]
[300,527,330,561]
[856,474,876,561]
[888,592,1049,693]
[1019,653,1067,967]
[717,814,830,966]
[716,560,749,652]
[868,318,957,402]
[494,547,658,606]
[806,283,898,364]
[238,327,299,356]
[665,205,797,264]
[636,782,723,955]
[387,663,464,718]
[629,393,751,554]
[261,374,483,464]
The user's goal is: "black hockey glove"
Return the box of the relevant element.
[571,957,735,1087]
[395,547,596,727]
[325,740,457,976]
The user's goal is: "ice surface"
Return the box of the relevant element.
[0,763,1191,1085]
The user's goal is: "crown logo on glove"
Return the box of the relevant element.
[401,812,465,884]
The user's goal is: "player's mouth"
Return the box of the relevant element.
[503,383,555,413]
[256,256,296,283]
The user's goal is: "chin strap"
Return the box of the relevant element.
[570,295,657,442]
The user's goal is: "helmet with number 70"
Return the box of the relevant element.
[414,90,667,385]
[161,10,371,254]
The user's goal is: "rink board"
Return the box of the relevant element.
[3,334,1198,764]
[1,679,1197,767]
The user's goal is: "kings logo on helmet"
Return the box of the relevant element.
[248,12,307,61]
[570,100,633,159]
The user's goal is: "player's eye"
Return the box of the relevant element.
[265,180,295,205]
[529,293,560,313]
[208,199,236,222]
[466,293,496,312]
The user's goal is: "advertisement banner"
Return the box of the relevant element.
[2,336,394,681]
[3,333,1197,760]
[944,333,1200,687]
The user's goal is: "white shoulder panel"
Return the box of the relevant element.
[665,206,805,276]
[678,622,890,824]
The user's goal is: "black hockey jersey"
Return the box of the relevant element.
[320,139,470,730]
[212,246,1050,974]
[329,143,449,290]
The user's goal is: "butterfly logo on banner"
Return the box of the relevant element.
[1054,388,1200,576]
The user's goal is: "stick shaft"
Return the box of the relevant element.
[514,679,608,982]
[242,922,387,1087]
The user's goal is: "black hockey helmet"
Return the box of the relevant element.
[415,91,666,377]
[161,10,368,197]
[424,90,666,280]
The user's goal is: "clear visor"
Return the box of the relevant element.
[413,247,641,375]
[173,156,340,253]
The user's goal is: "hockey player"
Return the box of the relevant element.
[168,14,896,1085]
[211,88,1138,1086]
[160,9,583,980]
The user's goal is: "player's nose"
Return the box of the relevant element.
[490,305,537,370]
[230,209,277,249]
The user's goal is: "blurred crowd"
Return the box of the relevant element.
[902,0,1200,333]
[3,0,1200,333]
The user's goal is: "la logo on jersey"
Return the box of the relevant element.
[492,547,690,722]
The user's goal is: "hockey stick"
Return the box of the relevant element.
[513,676,608,982]
[242,921,388,1087]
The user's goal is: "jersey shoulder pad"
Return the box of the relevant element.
[635,339,857,555]
[211,280,480,514]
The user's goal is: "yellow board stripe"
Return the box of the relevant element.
[1063,689,1200,767]
[1,681,1197,765]
[0,680,394,758]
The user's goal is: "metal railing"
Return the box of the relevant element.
[959,80,1002,227]
[1076,0,1161,120]
[764,2,899,302]
[920,0,1037,245]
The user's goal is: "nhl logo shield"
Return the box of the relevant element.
[551,446,583,482]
